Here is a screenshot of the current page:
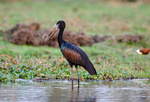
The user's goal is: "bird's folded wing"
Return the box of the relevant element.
[62,47,84,66]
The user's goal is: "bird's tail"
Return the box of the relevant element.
[84,60,97,75]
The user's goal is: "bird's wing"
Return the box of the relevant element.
[61,43,84,66]
[61,42,97,75]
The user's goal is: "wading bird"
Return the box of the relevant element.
[45,20,97,86]
[136,48,150,55]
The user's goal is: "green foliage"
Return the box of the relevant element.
[0,39,149,82]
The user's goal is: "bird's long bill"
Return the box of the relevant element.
[44,24,59,43]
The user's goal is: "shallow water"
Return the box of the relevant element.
[0,79,150,102]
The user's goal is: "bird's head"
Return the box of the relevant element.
[45,20,66,42]
[56,20,66,29]
[136,49,143,55]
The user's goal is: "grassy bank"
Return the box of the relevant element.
[0,0,150,82]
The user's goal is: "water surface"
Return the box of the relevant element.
[0,79,150,102]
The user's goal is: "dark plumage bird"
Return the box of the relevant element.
[45,20,97,86]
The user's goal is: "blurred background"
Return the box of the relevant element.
[0,0,150,35]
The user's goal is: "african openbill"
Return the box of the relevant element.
[45,20,97,86]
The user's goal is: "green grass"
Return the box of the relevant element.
[1,0,150,35]
[0,0,150,82]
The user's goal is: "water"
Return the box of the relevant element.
[0,79,150,102]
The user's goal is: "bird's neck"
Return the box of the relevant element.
[58,28,65,47]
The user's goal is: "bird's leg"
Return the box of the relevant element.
[71,67,74,80]
[71,67,74,89]
[76,67,80,88]
[69,63,74,89]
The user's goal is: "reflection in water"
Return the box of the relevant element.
[0,79,150,102]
